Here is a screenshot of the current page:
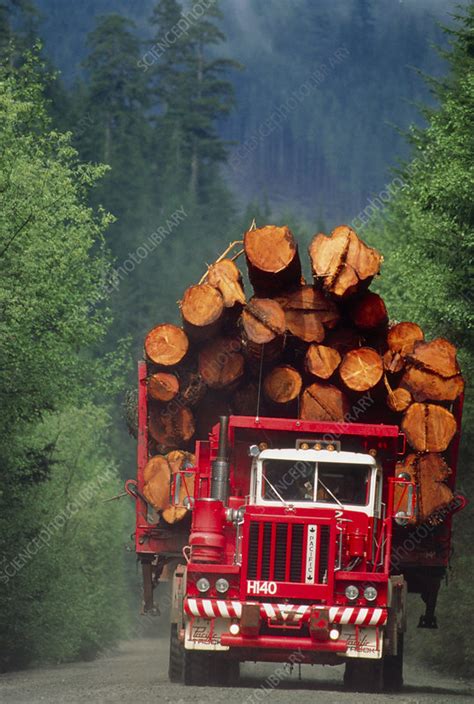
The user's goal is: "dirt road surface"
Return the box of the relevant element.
[1,638,472,704]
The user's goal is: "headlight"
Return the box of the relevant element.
[345,585,359,601]
[364,586,378,602]
[196,577,210,593]
[215,578,229,594]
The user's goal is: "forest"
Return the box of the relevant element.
[0,0,472,681]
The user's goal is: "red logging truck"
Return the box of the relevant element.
[126,361,466,692]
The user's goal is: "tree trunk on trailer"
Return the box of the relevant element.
[180,283,225,340]
[299,381,351,422]
[244,225,302,296]
[339,347,383,392]
[308,226,382,298]
[144,324,189,367]
[401,403,457,453]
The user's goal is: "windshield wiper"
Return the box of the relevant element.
[317,478,343,508]
[262,473,291,508]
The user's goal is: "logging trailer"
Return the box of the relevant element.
[127,360,466,692]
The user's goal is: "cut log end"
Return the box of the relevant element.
[207,259,246,308]
[148,404,195,448]
[181,283,224,332]
[387,322,424,355]
[299,382,351,422]
[305,344,341,380]
[339,347,383,392]
[144,324,189,367]
[401,403,457,453]
[309,226,382,298]
[244,224,302,295]
[264,365,302,404]
[147,372,179,402]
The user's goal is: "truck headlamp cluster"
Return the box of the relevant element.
[215,578,230,594]
[364,586,378,602]
[196,577,211,593]
[345,585,359,601]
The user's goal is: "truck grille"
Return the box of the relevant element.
[246,521,330,584]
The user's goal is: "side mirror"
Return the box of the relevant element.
[171,467,196,509]
[391,473,416,525]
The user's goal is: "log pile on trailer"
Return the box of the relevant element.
[140,223,464,526]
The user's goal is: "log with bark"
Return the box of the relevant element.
[400,338,464,402]
[308,226,382,298]
[241,297,286,364]
[144,324,189,367]
[349,291,388,330]
[244,225,302,296]
[207,259,246,308]
[147,372,179,402]
[180,283,225,340]
[278,285,339,343]
[148,402,195,448]
[395,453,454,524]
[198,337,244,390]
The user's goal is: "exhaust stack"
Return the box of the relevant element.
[211,416,230,504]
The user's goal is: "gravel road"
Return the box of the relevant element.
[1,638,472,704]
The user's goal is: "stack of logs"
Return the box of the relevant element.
[142,224,464,526]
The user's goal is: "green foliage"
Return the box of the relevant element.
[0,406,128,668]
[0,51,128,669]
[365,5,474,677]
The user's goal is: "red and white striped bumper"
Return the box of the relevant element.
[184,597,387,627]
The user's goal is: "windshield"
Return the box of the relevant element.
[261,459,371,506]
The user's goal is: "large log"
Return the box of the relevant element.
[299,382,351,422]
[241,297,286,364]
[143,455,171,512]
[180,283,224,340]
[198,337,244,389]
[349,291,388,330]
[339,347,383,392]
[416,453,454,524]
[405,338,461,378]
[148,403,195,448]
[305,344,341,380]
[244,225,302,295]
[308,226,382,298]
[401,366,464,402]
[263,365,302,405]
[162,450,196,524]
[386,386,412,413]
[147,372,179,402]
[144,324,189,367]
[395,453,454,524]
[278,286,339,343]
[207,259,246,307]
[401,402,457,452]
[387,322,424,355]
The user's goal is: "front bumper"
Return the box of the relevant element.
[183,597,387,659]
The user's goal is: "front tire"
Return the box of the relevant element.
[183,650,239,686]
[168,624,184,682]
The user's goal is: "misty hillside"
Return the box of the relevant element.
[35,0,459,222]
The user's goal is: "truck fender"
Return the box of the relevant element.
[171,564,187,629]
[385,575,407,656]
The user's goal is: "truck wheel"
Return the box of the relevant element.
[383,633,404,691]
[183,651,236,686]
[344,659,383,692]
[168,624,184,682]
